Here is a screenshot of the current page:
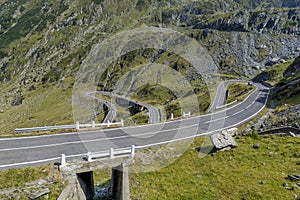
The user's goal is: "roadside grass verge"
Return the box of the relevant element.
[0,164,66,200]
[129,135,300,200]
[264,60,294,85]
[0,83,74,137]
[226,82,255,104]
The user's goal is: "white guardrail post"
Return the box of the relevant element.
[121,119,124,127]
[182,111,191,118]
[87,152,92,162]
[171,113,174,120]
[110,148,114,159]
[107,120,111,127]
[60,154,66,167]
[76,122,80,130]
[92,121,95,128]
[131,145,135,158]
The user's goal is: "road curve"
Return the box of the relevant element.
[95,91,161,123]
[87,92,117,123]
[0,82,269,170]
[208,80,248,112]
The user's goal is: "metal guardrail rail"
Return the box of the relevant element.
[15,120,124,133]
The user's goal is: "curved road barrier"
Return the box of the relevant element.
[2,81,269,170]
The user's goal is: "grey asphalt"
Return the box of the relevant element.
[0,82,269,169]
[208,80,248,112]
[95,91,161,123]
[88,92,117,123]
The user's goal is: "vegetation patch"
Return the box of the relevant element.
[226,82,255,104]
[0,164,66,200]
[133,83,176,105]
[130,135,300,200]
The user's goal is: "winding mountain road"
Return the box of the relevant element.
[208,80,248,112]
[94,91,161,123]
[0,82,269,170]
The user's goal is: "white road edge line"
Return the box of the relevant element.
[0,87,269,169]
[0,157,60,168]
[0,84,261,141]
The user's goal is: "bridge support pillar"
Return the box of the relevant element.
[76,171,95,200]
[112,163,130,200]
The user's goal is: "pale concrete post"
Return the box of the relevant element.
[121,119,124,127]
[87,152,92,162]
[131,145,135,158]
[61,154,66,167]
[107,120,110,127]
[171,113,174,120]
[76,121,80,130]
[91,121,95,128]
[110,148,114,159]
[188,111,191,117]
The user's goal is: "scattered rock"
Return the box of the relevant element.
[11,96,24,106]
[210,131,238,151]
[27,188,50,200]
[253,144,260,149]
[253,65,260,70]
[256,44,267,49]
[260,180,265,184]
[38,179,47,186]
[197,174,203,178]
[285,187,294,190]
[283,182,289,187]
[287,175,299,182]
[226,127,239,137]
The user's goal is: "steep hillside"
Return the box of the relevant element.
[247,56,300,132]
[0,0,299,135]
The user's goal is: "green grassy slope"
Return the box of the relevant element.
[129,135,300,200]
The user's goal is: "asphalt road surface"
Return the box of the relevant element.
[0,82,269,169]
[208,80,248,112]
[87,92,117,123]
[95,91,161,123]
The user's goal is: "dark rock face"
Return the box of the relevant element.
[284,56,300,78]
[252,71,271,82]
[282,0,300,8]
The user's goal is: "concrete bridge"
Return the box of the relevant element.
[58,155,133,200]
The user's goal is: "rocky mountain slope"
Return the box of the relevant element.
[0,0,299,134]
[245,56,300,133]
